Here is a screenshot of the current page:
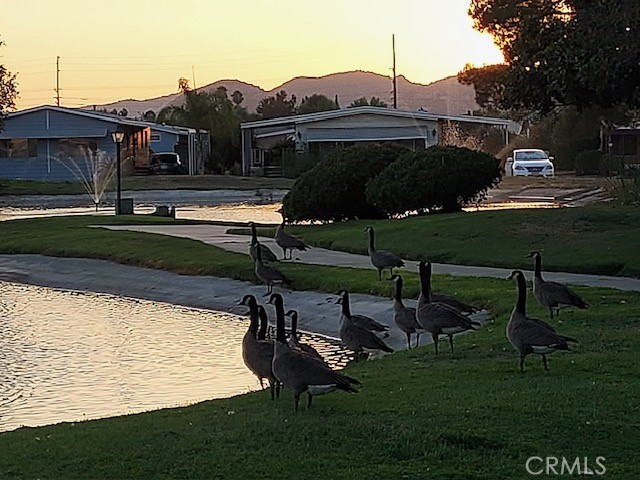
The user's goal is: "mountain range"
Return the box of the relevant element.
[89,70,479,117]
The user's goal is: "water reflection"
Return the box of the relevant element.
[0,282,350,432]
[0,203,284,224]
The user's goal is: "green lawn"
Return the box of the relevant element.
[0,211,638,478]
[0,175,293,196]
[0,277,637,478]
[233,205,640,278]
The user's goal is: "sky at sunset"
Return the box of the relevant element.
[2,0,504,110]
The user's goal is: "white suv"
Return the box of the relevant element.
[507,149,555,177]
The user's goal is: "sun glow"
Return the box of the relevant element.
[3,0,504,110]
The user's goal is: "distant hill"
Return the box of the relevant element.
[87,71,479,117]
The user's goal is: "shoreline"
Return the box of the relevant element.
[0,254,410,351]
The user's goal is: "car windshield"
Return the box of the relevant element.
[515,151,548,161]
[152,154,178,164]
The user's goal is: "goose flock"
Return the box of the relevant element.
[240,220,590,410]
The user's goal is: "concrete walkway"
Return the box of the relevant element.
[102,224,640,292]
[1,223,636,354]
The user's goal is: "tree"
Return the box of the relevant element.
[0,38,18,131]
[118,108,128,117]
[156,79,248,173]
[467,0,640,111]
[348,96,388,108]
[231,90,244,107]
[143,110,156,122]
[458,63,508,113]
[366,146,502,214]
[256,90,297,119]
[282,144,408,222]
[297,94,339,114]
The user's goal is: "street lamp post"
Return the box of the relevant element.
[111,131,125,215]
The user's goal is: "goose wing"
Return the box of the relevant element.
[255,262,292,284]
[371,250,404,269]
[395,306,419,333]
[431,293,480,314]
[342,322,394,352]
[513,318,576,349]
[351,314,389,332]
[242,336,275,379]
[249,242,278,263]
[540,280,589,308]
[281,348,360,391]
[276,228,309,250]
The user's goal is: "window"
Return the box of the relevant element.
[58,138,98,157]
[151,133,161,142]
[611,134,638,156]
[0,138,38,158]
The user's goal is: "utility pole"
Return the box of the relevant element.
[192,65,197,91]
[392,35,397,109]
[55,56,60,106]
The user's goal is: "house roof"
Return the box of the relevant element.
[7,105,198,135]
[241,106,519,132]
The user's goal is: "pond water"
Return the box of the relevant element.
[0,203,284,224]
[0,282,351,432]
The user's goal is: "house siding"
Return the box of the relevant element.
[0,107,150,181]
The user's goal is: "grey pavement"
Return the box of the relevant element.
[101,224,640,292]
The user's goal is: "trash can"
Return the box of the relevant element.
[118,198,134,215]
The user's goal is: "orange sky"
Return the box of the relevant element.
[2,0,504,110]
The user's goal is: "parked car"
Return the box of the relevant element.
[148,152,186,175]
[507,149,555,177]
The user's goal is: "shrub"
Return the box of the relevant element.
[282,144,408,222]
[574,150,603,175]
[365,146,502,214]
[281,150,320,179]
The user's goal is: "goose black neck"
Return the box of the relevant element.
[368,228,375,250]
[291,312,298,335]
[341,292,351,317]
[534,254,542,278]
[419,262,432,302]
[248,302,259,334]
[274,297,287,343]
[394,277,403,301]
[257,306,268,340]
[515,273,527,314]
[250,223,258,244]
[255,240,263,263]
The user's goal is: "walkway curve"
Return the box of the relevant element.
[102,224,640,292]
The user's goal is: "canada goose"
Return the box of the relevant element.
[285,309,325,363]
[248,221,277,264]
[528,251,589,318]
[507,270,578,373]
[268,293,360,411]
[416,261,481,355]
[254,240,292,295]
[390,274,423,349]
[430,292,481,316]
[336,290,390,334]
[275,209,309,260]
[239,294,278,398]
[365,226,404,280]
[257,305,269,340]
[337,290,394,356]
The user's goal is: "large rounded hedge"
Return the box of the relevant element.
[282,144,408,222]
[365,146,502,214]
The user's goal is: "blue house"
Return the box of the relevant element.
[0,106,209,181]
